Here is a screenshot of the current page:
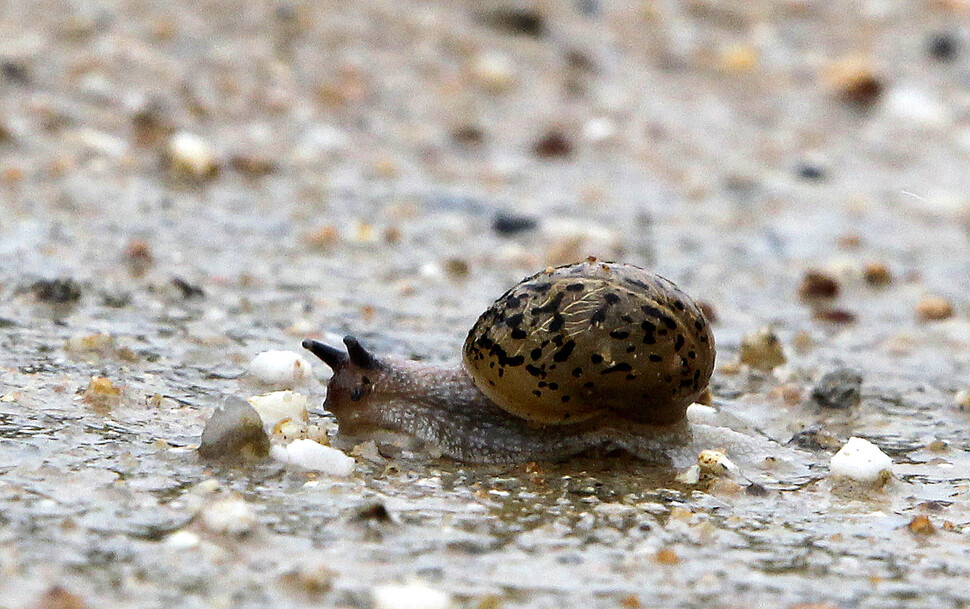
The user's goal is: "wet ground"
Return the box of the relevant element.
[1,1,970,607]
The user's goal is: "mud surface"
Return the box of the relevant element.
[1,1,969,608]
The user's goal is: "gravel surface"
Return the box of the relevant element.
[1,1,969,608]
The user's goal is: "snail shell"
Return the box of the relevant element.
[303,259,715,463]
[463,260,715,426]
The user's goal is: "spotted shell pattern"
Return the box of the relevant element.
[462,260,715,426]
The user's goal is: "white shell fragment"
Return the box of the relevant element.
[373,582,451,609]
[830,437,893,484]
[686,403,718,424]
[249,351,312,387]
[167,131,218,178]
[200,497,257,535]
[697,449,737,475]
[275,439,355,476]
[247,390,309,430]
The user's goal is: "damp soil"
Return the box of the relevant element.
[1,1,969,608]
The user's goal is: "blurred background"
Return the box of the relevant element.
[2,1,968,360]
[2,2,970,607]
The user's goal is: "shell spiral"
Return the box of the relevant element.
[462,260,715,426]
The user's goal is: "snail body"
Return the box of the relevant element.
[303,259,715,463]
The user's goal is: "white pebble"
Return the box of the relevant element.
[686,403,717,424]
[373,582,451,609]
[200,497,257,535]
[167,131,218,178]
[247,390,309,430]
[165,530,200,549]
[473,51,515,93]
[830,437,893,484]
[249,351,313,387]
[883,87,950,129]
[278,439,355,476]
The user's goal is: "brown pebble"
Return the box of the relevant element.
[778,384,803,405]
[798,270,840,299]
[863,262,892,287]
[825,56,883,108]
[654,548,679,565]
[125,239,153,276]
[813,308,857,324]
[82,376,121,413]
[452,125,486,148]
[304,225,339,250]
[837,232,863,249]
[907,514,936,536]
[35,586,86,609]
[739,327,786,371]
[916,296,953,321]
[444,257,470,279]
[619,595,642,609]
[533,131,573,158]
[229,153,277,176]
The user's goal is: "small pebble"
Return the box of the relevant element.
[916,295,953,321]
[172,277,205,299]
[813,308,857,324]
[907,514,936,536]
[125,239,153,276]
[164,530,200,550]
[533,130,573,158]
[928,32,958,62]
[304,225,340,250]
[739,327,786,371]
[452,125,485,148]
[654,548,679,565]
[229,152,277,176]
[278,562,336,597]
[493,211,538,235]
[797,163,826,181]
[34,586,86,609]
[65,332,115,355]
[131,101,173,146]
[825,56,883,107]
[811,368,863,409]
[473,51,515,93]
[372,582,451,609]
[82,376,121,412]
[685,403,717,424]
[697,450,736,476]
[32,278,82,303]
[955,389,970,411]
[166,131,218,180]
[830,437,893,485]
[198,397,271,460]
[275,439,355,476]
[249,350,313,387]
[247,390,309,430]
[696,300,718,324]
[200,496,258,535]
[789,426,840,451]
[481,7,545,37]
[798,271,840,299]
[863,262,892,286]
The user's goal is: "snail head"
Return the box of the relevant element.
[302,336,386,433]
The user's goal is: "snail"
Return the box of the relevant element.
[302,259,715,463]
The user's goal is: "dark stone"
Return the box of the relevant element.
[350,501,393,523]
[198,397,270,461]
[533,131,574,158]
[481,7,545,37]
[172,277,205,299]
[788,426,840,451]
[493,212,538,235]
[811,368,863,409]
[745,483,769,496]
[928,33,958,62]
[797,163,825,181]
[32,278,82,304]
